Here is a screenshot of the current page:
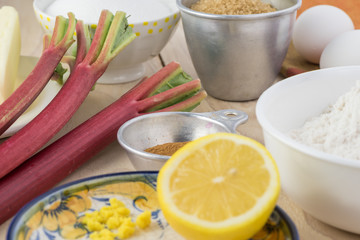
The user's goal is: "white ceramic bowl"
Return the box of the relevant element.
[256,66,360,233]
[33,0,180,83]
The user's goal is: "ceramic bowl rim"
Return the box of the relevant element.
[7,171,158,240]
[176,0,302,21]
[7,171,299,240]
[33,0,180,25]
[275,206,299,239]
[256,65,360,169]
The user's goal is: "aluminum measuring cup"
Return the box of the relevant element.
[177,0,301,101]
[117,109,248,170]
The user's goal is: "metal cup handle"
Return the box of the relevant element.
[197,109,248,133]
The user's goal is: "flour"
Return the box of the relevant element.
[290,81,360,160]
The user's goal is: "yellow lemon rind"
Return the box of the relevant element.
[157,133,280,240]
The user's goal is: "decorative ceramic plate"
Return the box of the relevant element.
[7,171,299,240]
[1,56,61,139]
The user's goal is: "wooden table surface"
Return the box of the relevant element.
[1,1,360,239]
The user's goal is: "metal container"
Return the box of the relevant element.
[117,109,248,170]
[177,0,301,101]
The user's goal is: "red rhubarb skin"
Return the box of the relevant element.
[0,63,104,178]
[0,13,76,136]
[0,62,206,224]
[0,96,139,224]
[0,49,67,135]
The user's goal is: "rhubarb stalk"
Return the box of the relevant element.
[0,13,76,135]
[0,61,206,224]
[0,10,136,178]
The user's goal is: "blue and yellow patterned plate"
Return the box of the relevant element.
[7,171,299,240]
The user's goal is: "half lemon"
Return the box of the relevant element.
[157,132,280,240]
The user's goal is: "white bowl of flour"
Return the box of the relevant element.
[33,0,180,83]
[256,66,360,234]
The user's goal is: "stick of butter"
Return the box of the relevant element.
[0,6,21,103]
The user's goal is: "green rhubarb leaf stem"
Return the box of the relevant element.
[138,79,202,112]
[83,10,136,68]
[0,12,76,136]
[157,90,207,112]
[82,10,114,65]
[0,9,136,178]
[149,68,191,96]
[55,21,92,82]
[125,62,184,101]
[104,11,136,61]
[74,20,90,67]
[42,35,51,51]
[50,13,76,49]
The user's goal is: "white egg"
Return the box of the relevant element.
[292,5,354,64]
[320,30,360,69]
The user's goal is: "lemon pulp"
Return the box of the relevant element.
[158,133,280,240]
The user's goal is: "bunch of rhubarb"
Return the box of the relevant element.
[0,12,76,135]
[0,10,207,224]
[0,10,136,178]
[0,60,206,226]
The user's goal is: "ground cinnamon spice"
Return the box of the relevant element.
[144,142,190,156]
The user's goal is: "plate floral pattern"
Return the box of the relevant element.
[7,171,298,240]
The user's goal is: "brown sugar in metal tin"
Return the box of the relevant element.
[190,0,277,15]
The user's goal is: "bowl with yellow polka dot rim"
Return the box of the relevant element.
[33,0,180,83]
